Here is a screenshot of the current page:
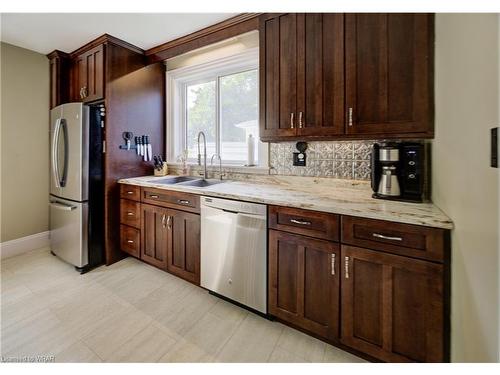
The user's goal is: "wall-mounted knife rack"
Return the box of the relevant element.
[119,132,153,161]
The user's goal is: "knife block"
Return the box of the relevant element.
[154,162,168,176]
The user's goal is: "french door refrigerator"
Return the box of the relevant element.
[49,103,103,273]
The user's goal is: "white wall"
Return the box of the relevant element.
[0,42,49,243]
[434,14,500,362]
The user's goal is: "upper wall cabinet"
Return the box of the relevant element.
[47,50,71,109]
[259,13,434,141]
[70,45,105,103]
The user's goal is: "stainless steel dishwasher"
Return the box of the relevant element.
[200,196,267,314]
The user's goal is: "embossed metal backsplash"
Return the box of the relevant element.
[269,141,377,180]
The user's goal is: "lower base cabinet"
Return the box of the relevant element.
[141,204,200,284]
[141,204,168,269]
[120,186,201,286]
[166,209,201,285]
[268,230,340,341]
[341,245,446,362]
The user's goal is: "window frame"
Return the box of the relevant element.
[166,48,266,166]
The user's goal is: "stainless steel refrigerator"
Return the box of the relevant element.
[49,102,103,272]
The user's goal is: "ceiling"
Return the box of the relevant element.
[0,13,238,55]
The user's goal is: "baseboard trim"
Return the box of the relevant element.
[0,231,50,259]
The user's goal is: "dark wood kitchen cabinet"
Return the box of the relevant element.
[268,229,340,341]
[141,203,169,269]
[259,13,344,140]
[71,45,105,102]
[345,14,434,136]
[48,50,71,109]
[259,13,434,141]
[341,245,445,362]
[119,188,201,284]
[166,209,201,285]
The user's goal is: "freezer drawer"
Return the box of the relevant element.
[49,197,88,268]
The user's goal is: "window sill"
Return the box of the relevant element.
[167,162,271,175]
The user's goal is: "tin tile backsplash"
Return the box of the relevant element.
[269,141,376,180]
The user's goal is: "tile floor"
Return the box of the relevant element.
[0,247,366,363]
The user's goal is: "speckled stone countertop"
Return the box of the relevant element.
[118,174,453,230]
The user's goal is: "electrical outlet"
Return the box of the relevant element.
[492,127,498,168]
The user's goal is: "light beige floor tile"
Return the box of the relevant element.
[1,308,62,355]
[0,283,34,306]
[209,299,249,323]
[268,347,309,363]
[215,314,284,362]
[105,321,177,363]
[82,305,152,360]
[276,326,326,362]
[158,338,215,363]
[55,341,102,363]
[1,292,52,329]
[182,310,245,357]
[322,344,367,363]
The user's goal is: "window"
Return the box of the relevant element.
[167,48,266,167]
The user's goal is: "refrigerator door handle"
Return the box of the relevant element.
[52,118,62,188]
[50,201,77,211]
[59,119,69,187]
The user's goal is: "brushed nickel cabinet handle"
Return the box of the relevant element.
[79,87,84,99]
[298,111,303,128]
[372,233,403,241]
[126,212,134,216]
[331,253,336,275]
[127,240,134,244]
[290,218,311,226]
[126,191,134,195]
[149,195,159,199]
[344,256,350,279]
[178,199,190,205]
[348,107,353,126]
[82,86,88,98]
[166,215,172,229]
[290,112,295,129]
[161,214,166,228]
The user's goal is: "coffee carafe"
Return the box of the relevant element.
[378,165,400,196]
[371,143,401,198]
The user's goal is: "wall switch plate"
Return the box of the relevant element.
[491,127,498,168]
[293,152,306,166]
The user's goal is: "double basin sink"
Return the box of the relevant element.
[148,176,225,188]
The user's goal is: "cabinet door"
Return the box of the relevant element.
[141,203,168,269]
[81,45,105,102]
[260,13,298,140]
[297,13,344,137]
[167,209,200,285]
[345,14,433,136]
[341,245,445,362]
[269,230,339,341]
[70,56,85,102]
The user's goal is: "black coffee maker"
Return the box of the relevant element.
[371,142,425,202]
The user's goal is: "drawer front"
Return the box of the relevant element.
[120,199,141,228]
[120,184,140,201]
[120,224,140,257]
[341,216,448,263]
[269,205,339,241]
[142,187,200,214]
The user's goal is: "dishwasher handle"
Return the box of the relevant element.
[218,208,266,220]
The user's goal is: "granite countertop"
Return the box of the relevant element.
[118,174,453,230]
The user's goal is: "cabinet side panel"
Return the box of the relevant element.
[104,45,164,265]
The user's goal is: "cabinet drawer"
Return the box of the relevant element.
[120,184,140,201]
[120,199,141,228]
[120,225,140,257]
[142,187,200,214]
[341,216,448,263]
[268,205,339,241]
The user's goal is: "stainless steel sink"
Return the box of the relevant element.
[177,179,225,188]
[149,176,199,184]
